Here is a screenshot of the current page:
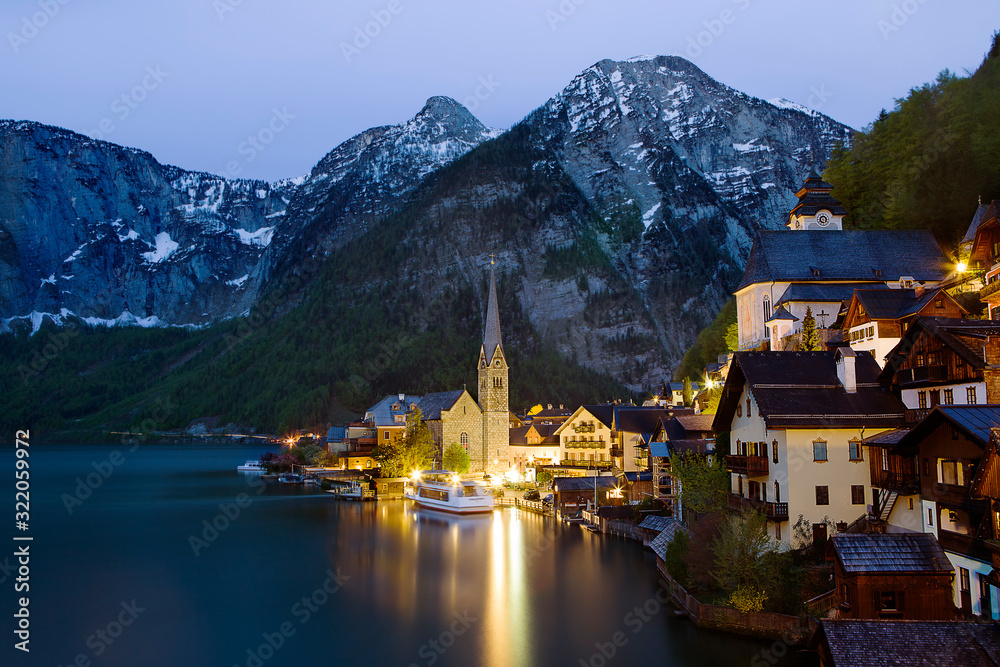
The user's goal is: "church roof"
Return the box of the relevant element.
[962,200,992,245]
[788,168,848,219]
[482,263,504,362]
[775,282,873,306]
[417,390,467,420]
[765,305,798,323]
[737,230,947,291]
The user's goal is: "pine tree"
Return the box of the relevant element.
[682,377,694,407]
[800,307,820,351]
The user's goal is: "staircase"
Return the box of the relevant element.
[878,490,899,521]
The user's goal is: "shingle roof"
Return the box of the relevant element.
[737,230,947,291]
[366,394,423,428]
[863,428,910,447]
[674,414,715,434]
[638,515,673,532]
[775,282,874,306]
[896,405,1000,452]
[963,201,991,244]
[715,351,906,430]
[615,408,673,437]
[649,520,687,560]
[882,317,1000,378]
[417,390,466,421]
[830,534,953,574]
[816,621,1000,667]
[853,288,942,319]
[326,426,346,442]
[553,476,617,492]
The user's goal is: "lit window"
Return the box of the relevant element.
[967,387,977,404]
[460,432,469,450]
[944,389,954,405]
[918,391,927,410]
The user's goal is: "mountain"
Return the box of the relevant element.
[0,97,499,328]
[1,55,855,433]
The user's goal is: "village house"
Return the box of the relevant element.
[878,317,1000,419]
[508,422,560,481]
[714,349,906,546]
[870,406,1000,619]
[612,406,676,473]
[552,475,617,517]
[967,200,1000,318]
[552,405,616,473]
[735,172,949,351]
[811,620,1000,667]
[840,288,965,367]
[825,533,955,620]
[970,430,1000,598]
[644,412,715,517]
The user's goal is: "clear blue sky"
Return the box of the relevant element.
[2,0,998,181]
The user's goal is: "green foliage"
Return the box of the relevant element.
[824,38,1000,246]
[700,387,722,415]
[374,408,436,477]
[535,470,553,485]
[682,377,693,407]
[663,530,690,588]
[674,299,737,381]
[800,306,820,351]
[442,442,471,474]
[669,452,729,516]
[710,510,787,603]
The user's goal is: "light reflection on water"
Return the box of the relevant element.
[3,444,814,667]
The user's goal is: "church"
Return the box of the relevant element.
[735,170,951,351]
[361,259,510,476]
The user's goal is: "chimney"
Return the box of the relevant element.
[984,336,1000,404]
[548,404,553,410]
[398,394,405,402]
[914,284,925,298]
[836,348,857,393]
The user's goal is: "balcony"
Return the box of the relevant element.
[905,409,932,424]
[634,457,649,469]
[565,440,604,450]
[726,493,789,521]
[895,365,947,386]
[726,454,769,477]
[938,529,992,561]
[869,455,920,493]
[557,459,614,469]
[933,483,970,507]
[609,448,624,458]
[981,277,1000,299]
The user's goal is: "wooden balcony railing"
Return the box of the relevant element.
[609,448,624,458]
[896,366,947,385]
[565,441,605,450]
[905,409,931,424]
[869,455,920,493]
[726,454,769,477]
[726,493,788,521]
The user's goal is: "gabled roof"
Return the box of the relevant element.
[814,621,1000,667]
[881,317,1000,381]
[714,351,906,430]
[862,428,910,447]
[649,440,711,459]
[326,426,346,441]
[649,520,688,560]
[963,200,991,244]
[417,390,467,420]
[554,405,615,435]
[829,534,953,574]
[674,414,715,435]
[509,423,560,447]
[614,408,673,437]
[365,394,422,428]
[851,288,952,320]
[737,230,947,291]
[895,405,1000,453]
[553,476,617,492]
[638,515,674,532]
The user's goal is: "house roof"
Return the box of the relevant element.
[881,317,1000,380]
[615,408,673,437]
[963,201,991,244]
[509,423,560,447]
[553,476,617,492]
[895,405,1000,453]
[714,351,906,431]
[417,390,467,421]
[649,440,712,459]
[775,282,873,306]
[326,426,346,441]
[814,621,1000,667]
[554,405,616,434]
[674,414,715,435]
[863,428,911,447]
[829,534,953,574]
[365,394,423,428]
[737,230,947,291]
[649,520,688,560]
[638,515,674,532]
[851,288,951,320]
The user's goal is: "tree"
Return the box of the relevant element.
[374,408,437,477]
[535,470,553,486]
[800,306,820,351]
[711,510,786,609]
[442,442,471,474]
[682,377,694,407]
[669,452,730,516]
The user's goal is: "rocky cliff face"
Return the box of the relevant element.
[0,56,853,389]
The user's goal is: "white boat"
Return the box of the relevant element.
[408,470,495,515]
[237,460,264,472]
[325,480,374,500]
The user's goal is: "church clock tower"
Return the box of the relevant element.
[478,258,509,476]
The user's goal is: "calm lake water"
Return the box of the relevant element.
[1,444,815,666]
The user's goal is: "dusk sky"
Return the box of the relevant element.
[3,0,999,181]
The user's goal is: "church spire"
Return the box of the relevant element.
[483,256,503,362]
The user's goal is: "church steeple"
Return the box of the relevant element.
[787,168,847,231]
[482,257,504,366]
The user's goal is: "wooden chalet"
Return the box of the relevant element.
[969,200,1000,319]
[970,429,1000,591]
[825,533,955,620]
[811,620,1000,667]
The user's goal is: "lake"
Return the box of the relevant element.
[1,443,815,666]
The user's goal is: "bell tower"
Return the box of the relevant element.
[478,256,509,476]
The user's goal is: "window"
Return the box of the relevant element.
[944,389,954,405]
[760,442,768,460]
[849,439,863,461]
[923,459,930,476]
[736,404,742,418]
[460,432,469,450]
[929,389,940,407]
[774,480,780,503]
[935,299,944,309]
[383,430,390,440]
[878,591,901,612]
[813,439,828,462]
[851,485,865,505]
[918,391,927,409]
[941,460,960,485]
[960,568,971,593]
[365,460,372,469]
[762,294,772,326]
[967,386,978,404]
[927,508,933,526]
[907,498,914,510]
[746,399,752,418]
[772,440,779,464]
[816,486,829,505]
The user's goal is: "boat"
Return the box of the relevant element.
[278,473,304,484]
[325,479,374,501]
[407,470,495,515]
[237,460,264,472]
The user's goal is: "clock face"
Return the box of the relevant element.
[495,360,501,367]
[816,211,831,226]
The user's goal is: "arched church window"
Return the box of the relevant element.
[762,295,772,326]
[460,433,468,450]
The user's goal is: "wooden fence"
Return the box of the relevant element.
[494,497,553,515]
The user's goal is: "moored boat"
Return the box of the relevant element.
[278,473,304,484]
[237,460,264,472]
[407,470,494,515]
